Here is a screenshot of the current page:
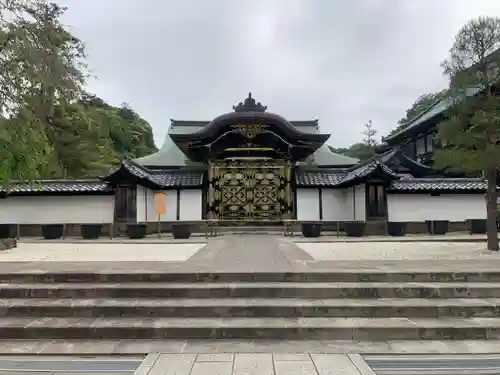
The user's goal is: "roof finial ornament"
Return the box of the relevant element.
[233,92,267,112]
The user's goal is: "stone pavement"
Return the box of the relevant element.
[135,353,375,375]
[3,339,500,355]
[3,233,500,273]
[3,340,500,374]
[1,234,500,374]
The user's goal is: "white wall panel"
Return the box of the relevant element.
[387,194,486,222]
[321,188,347,221]
[345,185,366,221]
[136,186,202,222]
[0,195,114,224]
[180,190,202,221]
[297,189,320,221]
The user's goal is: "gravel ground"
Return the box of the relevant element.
[0,243,205,262]
[296,241,498,261]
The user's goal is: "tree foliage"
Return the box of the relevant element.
[434,16,500,251]
[0,1,157,182]
[329,120,379,161]
[329,143,373,161]
[388,92,443,136]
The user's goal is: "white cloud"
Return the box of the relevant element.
[59,0,500,147]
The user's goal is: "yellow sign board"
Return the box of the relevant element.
[154,192,166,215]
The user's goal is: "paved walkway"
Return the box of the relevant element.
[136,353,374,375]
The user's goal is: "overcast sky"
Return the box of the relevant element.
[60,0,500,149]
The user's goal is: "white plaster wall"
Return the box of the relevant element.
[136,186,177,222]
[297,188,320,221]
[136,185,147,222]
[0,195,114,224]
[387,194,486,222]
[180,190,202,221]
[136,186,202,222]
[299,185,366,222]
[321,188,347,221]
[345,185,366,221]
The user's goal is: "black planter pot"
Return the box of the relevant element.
[387,222,407,237]
[426,220,449,235]
[467,219,487,235]
[42,224,64,240]
[81,224,102,239]
[172,223,192,239]
[0,224,14,239]
[127,223,147,239]
[345,221,366,237]
[301,223,322,238]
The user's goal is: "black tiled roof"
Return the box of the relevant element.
[106,159,203,188]
[150,170,203,187]
[337,160,398,186]
[295,148,487,192]
[1,180,112,194]
[295,170,345,187]
[296,156,400,188]
[388,178,487,192]
[170,119,319,128]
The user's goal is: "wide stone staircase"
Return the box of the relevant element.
[0,271,500,340]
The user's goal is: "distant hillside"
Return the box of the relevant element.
[328,143,372,161]
[49,94,158,177]
[78,95,157,160]
[1,94,157,180]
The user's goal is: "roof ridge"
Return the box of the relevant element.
[9,179,105,184]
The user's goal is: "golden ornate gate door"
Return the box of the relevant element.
[208,161,291,220]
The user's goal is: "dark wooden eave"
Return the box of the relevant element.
[169,93,330,162]
[379,148,434,177]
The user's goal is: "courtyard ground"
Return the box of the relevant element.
[1,234,500,374]
[2,233,499,272]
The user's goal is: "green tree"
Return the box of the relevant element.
[329,120,379,161]
[82,99,157,160]
[388,92,443,136]
[434,17,500,251]
[49,103,118,177]
[0,1,87,183]
[329,143,373,161]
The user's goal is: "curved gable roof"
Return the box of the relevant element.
[135,118,349,167]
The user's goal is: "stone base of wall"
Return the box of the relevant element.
[14,224,112,238]
[2,220,474,238]
[0,238,17,250]
[311,220,470,236]
[405,221,468,234]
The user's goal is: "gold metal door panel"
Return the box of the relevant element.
[208,161,291,221]
[247,169,279,219]
[220,170,247,219]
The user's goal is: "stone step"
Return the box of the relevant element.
[2,271,500,283]
[0,316,500,340]
[2,298,500,318]
[2,282,500,298]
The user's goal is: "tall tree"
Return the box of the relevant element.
[434,17,500,251]
[0,1,87,182]
[363,119,377,155]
